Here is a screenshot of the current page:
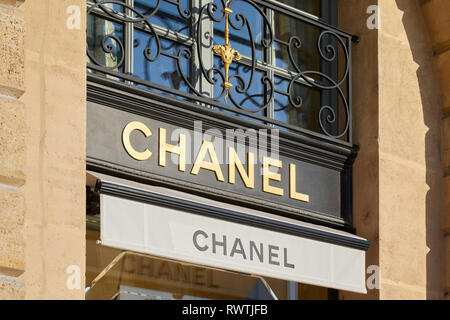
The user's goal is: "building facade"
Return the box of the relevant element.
[0,0,448,299]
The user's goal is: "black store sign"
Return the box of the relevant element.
[87,101,351,228]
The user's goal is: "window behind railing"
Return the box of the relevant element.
[87,0,354,145]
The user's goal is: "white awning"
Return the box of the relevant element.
[88,171,369,294]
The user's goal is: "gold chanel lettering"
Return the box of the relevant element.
[122,121,152,161]
[262,157,284,197]
[121,122,310,203]
[191,140,225,182]
[159,127,186,172]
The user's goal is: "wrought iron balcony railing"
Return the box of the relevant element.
[87,0,356,146]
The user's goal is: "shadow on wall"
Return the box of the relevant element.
[395,0,444,299]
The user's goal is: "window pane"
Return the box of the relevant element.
[213,57,267,121]
[213,1,265,61]
[274,13,320,74]
[88,0,125,14]
[134,32,191,93]
[87,14,124,72]
[134,0,190,35]
[274,0,321,17]
[273,76,321,133]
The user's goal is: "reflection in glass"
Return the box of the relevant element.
[274,76,321,133]
[274,13,320,75]
[213,57,266,123]
[133,31,190,93]
[88,0,125,15]
[134,0,190,35]
[214,60,267,110]
[87,14,124,72]
[213,1,265,61]
[274,0,321,17]
[86,229,287,300]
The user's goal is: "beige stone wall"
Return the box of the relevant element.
[0,0,86,299]
[338,0,380,300]
[419,0,450,299]
[340,0,444,299]
[378,0,443,299]
[0,0,26,299]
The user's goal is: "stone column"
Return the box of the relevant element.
[340,0,444,299]
[377,0,443,299]
[20,0,87,299]
[0,0,87,299]
[419,0,450,299]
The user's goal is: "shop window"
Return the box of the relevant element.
[86,227,333,300]
[87,0,353,145]
[86,228,289,300]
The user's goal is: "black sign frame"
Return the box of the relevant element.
[87,77,357,231]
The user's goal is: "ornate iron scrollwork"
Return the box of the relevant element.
[212,1,242,102]
[87,0,355,145]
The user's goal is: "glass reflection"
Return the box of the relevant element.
[134,0,190,35]
[274,14,320,74]
[274,76,321,132]
[274,0,321,17]
[133,31,190,93]
[86,229,287,300]
[88,0,125,15]
[87,14,124,72]
[213,57,266,123]
[213,1,265,61]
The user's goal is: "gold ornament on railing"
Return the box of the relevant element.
[213,1,242,103]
